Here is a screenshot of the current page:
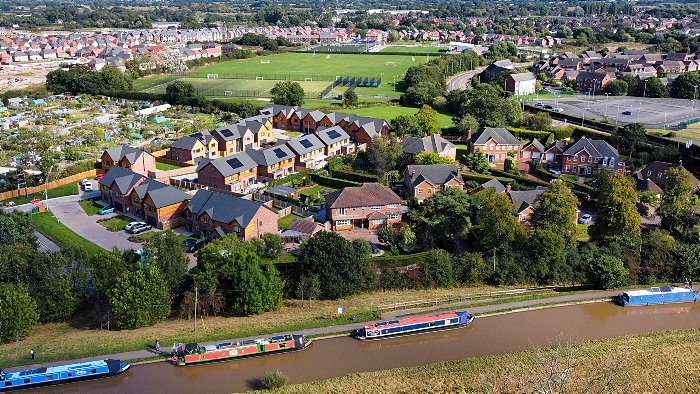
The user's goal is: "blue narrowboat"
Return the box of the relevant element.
[617,285,698,307]
[0,359,130,391]
[355,311,474,340]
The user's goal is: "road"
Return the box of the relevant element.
[446,62,533,92]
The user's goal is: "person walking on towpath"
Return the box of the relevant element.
[155,338,160,353]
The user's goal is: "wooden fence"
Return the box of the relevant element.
[0,169,97,202]
[252,192,316,219]
[374,286,560,314]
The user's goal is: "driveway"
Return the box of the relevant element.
[51,202,143,251]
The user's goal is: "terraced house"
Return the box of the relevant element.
[184,189,277,241]
[246,145,296,182]
[101,145,156,176]
[166,131,218,164]
[325,183,402,231]
[315,126,352,158]
[196,151,258,193]
[286,134,327,171]
[212,123,255,156]
[128,179,191,229]
[98,166,147,213]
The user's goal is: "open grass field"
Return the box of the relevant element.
[141,77,332,98]
[380,45,447,54]
[340,106,455,129]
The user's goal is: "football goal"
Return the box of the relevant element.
[411,57,416,61]
[256,76,264,80]
[207,74,219,79]
[305,78,313,82]
[224,91,233,96]
[326,55,330,59]
[260,59,270,64]
[385,62,397,66]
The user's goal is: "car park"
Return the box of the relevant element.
[97,206,115,215]
[182,238,205,253]
[622,111,632,115]
[579,214,593,224]
[124,221,146,232]
[128,222,152,234]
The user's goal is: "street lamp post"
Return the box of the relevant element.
[582,109,585,127]
[638,102,641,122]
[643,80,647,98]
[694,85,698,109]
[605,93,610,116]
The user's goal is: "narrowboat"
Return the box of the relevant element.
[617,285,698,307]
[0,359,130,391]
[355,311,474,340]
[171,334,311,366]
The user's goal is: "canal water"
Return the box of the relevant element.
[33,301,700,393]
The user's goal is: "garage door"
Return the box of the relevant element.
[114,202,123,212]
[146,215,158,228]
[522,151,531,159]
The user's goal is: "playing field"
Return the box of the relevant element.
[141,77,332,98]
[380,45,447,54]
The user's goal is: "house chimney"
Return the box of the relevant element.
[679,159,683,168]
[467,129,472,141]
[411,170,416,180]
[506,183,512,193]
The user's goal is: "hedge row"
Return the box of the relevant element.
[506,127,551,142]
[533,169,598,197]
[525,104,618,134]
[311,174,361,188]
[462,172,517,185]
[329,169,379,183]
[370,251,432,268]
[489,169,549,188]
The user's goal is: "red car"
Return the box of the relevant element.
[95,173,104,181]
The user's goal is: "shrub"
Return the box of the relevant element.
[261,369,289,390]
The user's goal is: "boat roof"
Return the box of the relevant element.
[2,359,112,379]
[623,286,693,297]
[363,311,460,330]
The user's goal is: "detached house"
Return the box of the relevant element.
[325,183,402,231]
[402,134,457,162]
[196,151,257,193]
[468,127,521,164]
[634,161,700,194]
[184,189,277,241]
[404,164,464,202]
[509,189,545,223]
[561,137,624,176]
[575,71,611,93]
[505,72,536,95]
[101,145,156,176]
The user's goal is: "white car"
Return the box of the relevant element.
[579,214,593,224]
[80,179,89,186]
[124,221,146,232]
[83,182,93,191]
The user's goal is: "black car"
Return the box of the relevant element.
[182,239,205,253]
[128,222,152,234]
[543,104,554,109]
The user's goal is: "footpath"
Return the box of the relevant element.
[5,289,622,372]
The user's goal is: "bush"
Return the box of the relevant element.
[261,369,288,390]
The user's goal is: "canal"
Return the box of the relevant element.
[33,301,700,393]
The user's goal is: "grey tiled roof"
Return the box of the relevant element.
[325,183,400,209]
[508,189,545,213]
[186,189,268,227]
[246,145,295,166]
[170,136,201,150]
[98,166,143,195]
[146,185,191,208]
[286,133,324,156]
[402,134,455,155]
[562,137,618,158]
[196,151,256,176]
[523,138,545,152]
[405,164,462,188]
[480,178,506,193]
[470,127,521,146]
[315,126,349,146]
[104,145,152,165]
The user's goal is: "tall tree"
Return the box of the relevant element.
[165,81,195,103]
[0,283,39,342]
[590,173,641,250]
[365,135,403,175]
[464,149,491,174]
[414,104,441,135]
[270,81,305,106]
[458,83,522,127]
[409,187,473,245]
[342,90,358,107]
[297,232,370,299]
[0,211,38,248]
[414,152,454,165]
[641,77,669,98]
[602,79,629,96]
[670,72,700,99]
[108,266,171,328]
[659,167,695,233]
[389,115,421,138]
[144,230,189,294]
[529,180,579,245]
[612,123,646,157]
[474,192,526,252]
[640,230,676,283]
[420,249,455,288]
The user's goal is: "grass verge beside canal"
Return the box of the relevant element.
[265,329,700,393]
[29,211,103,255]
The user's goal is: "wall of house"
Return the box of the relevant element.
[166,147,195,163]
[473,141,520,163]
[328,203,401,230]
[144,199,189,229]
[118,155,156,177]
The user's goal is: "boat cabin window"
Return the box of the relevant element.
[279,343,286,348]
[651,287,660,292]
[91,369,97,373]
[68,373,73,377]
[429,322,436,327]
[24,379,30,384]
[5,381,11,386]
[46,375,53,381]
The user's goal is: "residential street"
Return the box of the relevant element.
[51,202,143,251]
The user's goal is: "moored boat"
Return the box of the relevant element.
[355,311,474,340]
[617,285,697,306]
[171,334,311,366]
[0,359,130,391]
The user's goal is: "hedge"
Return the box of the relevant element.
[489,169,549,188]
[462,172,517,185]
[506,127,551,142]
[370,251,432,268]
[533,169,598,197]
[329,169,379,183]
[524,104,618,134]
[310,174,361,188]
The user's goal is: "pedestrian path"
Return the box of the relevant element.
[5,290,621,373]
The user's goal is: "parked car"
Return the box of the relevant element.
[129,222,152,234]
[622,111,632,115]
[579,214,593,224]
[151,137,161,143]
[124,221,146,232]
[95,173,104,181]
[535,102,544,107]
[553,107,563,112]
[543,104,554,110]
[83,182,93,191]
[183,238,205,253]
[97,206,115,215]
[80,179,89,186]
[548,168,561,175]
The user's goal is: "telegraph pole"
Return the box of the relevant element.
[194,286,198,332]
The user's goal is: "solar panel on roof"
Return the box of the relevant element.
[299,139,313,149]
[227,158,243,169]
[327,130,341,139]
[273,148,287,158]
[219,129,234,138]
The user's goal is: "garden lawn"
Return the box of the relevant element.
[340,106,454,129]
[283,131,302,137]
[78,199,103,216]
[128,231,194,244]
[97,215,132,232]
[0,182,80,205]
[278,213,303,229]
[298,185,336,197]
[29,211,103,255]
[155,161,191,171]
[576,224,590,242]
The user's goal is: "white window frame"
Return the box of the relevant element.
[371,206,381,211]
[338,208,347,216]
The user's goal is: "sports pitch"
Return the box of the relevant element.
[141,77,332,98]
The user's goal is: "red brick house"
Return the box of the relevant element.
[196,151,258,193]
[166,132,218,164]
[520,138,545,161]
[468,127,521,164]
[97,166,146,213]
[286,134,327,170]
[246,145,296,182]
[259,104,297,129]
[404,164,464,202]
[575,71,611,94]
[508,189,545,223]
[128,180,191,229]
[184,189,278,241]
[402,134,457,162]
[325,183,402,231]
[101,145,156,176]
[561,137,624,176]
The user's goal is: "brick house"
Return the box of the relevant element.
[633,161,700,193]
[166,134,217,164]
[315,126,351,158]
[561,137,625,176]
[468,127,521,164]
[403,164,464,202]
[520,138,545,161]
[237,115,273,146]
[402,134,457,162]
[196,151,258,193]
[128,180,191,229]
[259,104,297,129]
[97,166,146,213]
[101,145,156,176]
[575,71,611,94]
[184,189,278,241]
[286,134,327,170]
[291,108,327,134]
[341,116,391,144]
[505,72,536,96]
[212,124,255,156]
[541,140,567,169]
[246,145,296,182]
[509,189,545,224]
[325,183,402,231]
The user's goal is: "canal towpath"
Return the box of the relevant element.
[5,289,623,372]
